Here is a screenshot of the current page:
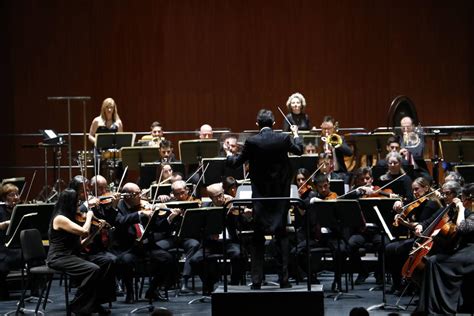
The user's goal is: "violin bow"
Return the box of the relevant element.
[401,188,441,210]
[116,166,128,193]
[373,173,406,194]
[23,170,37,203]
[151,167,164,206]
[190,163,210,198]
[298,163,325,193]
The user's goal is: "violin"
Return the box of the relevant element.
[324,192,338,200]
[298,184,313,197]
[364,186,394,198]
[75,211,112,229]
[393,189,441,227]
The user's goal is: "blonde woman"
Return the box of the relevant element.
[88,97,123,145]
[282,92,311,132]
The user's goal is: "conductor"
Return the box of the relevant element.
[227,109,303,289]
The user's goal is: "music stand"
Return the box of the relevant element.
[308,199,364,301]
[289,155,319,174]
[5,203,55,245]
[149,183,194,199]
[121,147,160,171]
[201,158,244,185]
[138,162,185,189]
[440,139,474,164]
[359,198,406,312]
[178,207,224,304]
[347,132,394,162]
[455,164,474,184]
[95,132,135,150]
[178,139,219,165]
[329,179,345,196]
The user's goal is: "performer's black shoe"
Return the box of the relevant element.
[250,283,261,290]
[354,272,369,285]
[124,292,135,304]
[280,281,292,289]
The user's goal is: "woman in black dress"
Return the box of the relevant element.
[282,92,312,132]
[417,183,474,314]
[47,189,111,315]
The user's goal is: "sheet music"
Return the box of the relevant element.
[373,206,395,241]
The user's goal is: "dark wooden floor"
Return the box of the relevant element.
[0,271,420,315]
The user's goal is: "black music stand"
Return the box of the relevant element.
[149,183,194,199]
[1,177,26,194]
[5,204,55,244]
[177,207,223,304]
[95,132,135,151]
[440,139,474,165]
[308,199,364,301]
[178,139,219,165]
[289,155,319,175]
[139,162,186,189]
[348,132,394,163]
[455,164,474,184]
[121,147,160,172]
[329,179,345,196]
[201,157,244,185]
[359,199,407,312]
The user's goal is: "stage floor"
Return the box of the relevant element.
[0,272,420,315]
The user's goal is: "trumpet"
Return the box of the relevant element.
[322,133,343,148]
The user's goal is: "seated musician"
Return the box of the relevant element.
[417,183,474,315]
[199,124,213,139]
[46,188,112,315]
[444,170,465,186]
[0,183,22,300]
[154,180,201,293]
[222,176,239,197]
[158,139,177,162]
[151,163,174,186]
[374,136,410,169]
[289,168,320,283]
[69,175,117,305]
[384,177,442,295]
[140,121,164,147]
[310,174,347,292]
[378,152,414,203]
[189,183,244,294]
[304,142,317,155]
[111,182,175,303]
[345,168,387,285]
[221,134,240,157]
[319,115,353,184]
[399,116,430,180]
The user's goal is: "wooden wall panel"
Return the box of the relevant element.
[2,0,473,184]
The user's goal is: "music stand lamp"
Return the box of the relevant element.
[308,199,364,301]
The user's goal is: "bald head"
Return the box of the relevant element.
[207,183,225,206]
[91,175,108,195]
[199,124,213,139]
[172,180,189,201]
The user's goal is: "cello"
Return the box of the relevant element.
[401,201,458,283]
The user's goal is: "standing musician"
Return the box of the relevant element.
[417,183,474,314]
[189,183,244,294]
[384,177,442,295]
[111,182,175,303]
[319,115,353,184]
[282,92,312,132]
[68,176,117,305]
[227,109,303,290]
[378,152,414,203]
[0,183,22,300]
[88,98,124,146]
[46,188,112,315]
[345,168,388,285]
[154,180,201,293]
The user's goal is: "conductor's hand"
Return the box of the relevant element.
[290,125,299,137]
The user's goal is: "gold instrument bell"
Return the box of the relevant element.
[322,133,343,148]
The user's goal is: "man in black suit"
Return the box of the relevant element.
[227,109,303,289]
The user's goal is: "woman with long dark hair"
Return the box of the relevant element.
[47,189,111,315]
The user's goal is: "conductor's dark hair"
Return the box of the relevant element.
[256,109,275,128]
[68,175,88,192]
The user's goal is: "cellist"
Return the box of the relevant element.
[385,177,441,295]
[417,183,474,314]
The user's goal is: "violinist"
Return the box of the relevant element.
[320,115,353,184]
[345,168,387,285]
[310,174,346,292]
[189,183,244,294]
[46,188,112,315]
[0,183,22,300]
[112,182,175,303]
[68,175,117,305]
[154,180,201,293]
[378,152,414,203]
[290,168,322,284]
[385,177,441,295]
[417,183,474,315]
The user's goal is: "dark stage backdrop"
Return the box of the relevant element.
[1,0,473,182]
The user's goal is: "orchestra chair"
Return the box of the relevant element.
[16,229,70,315]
